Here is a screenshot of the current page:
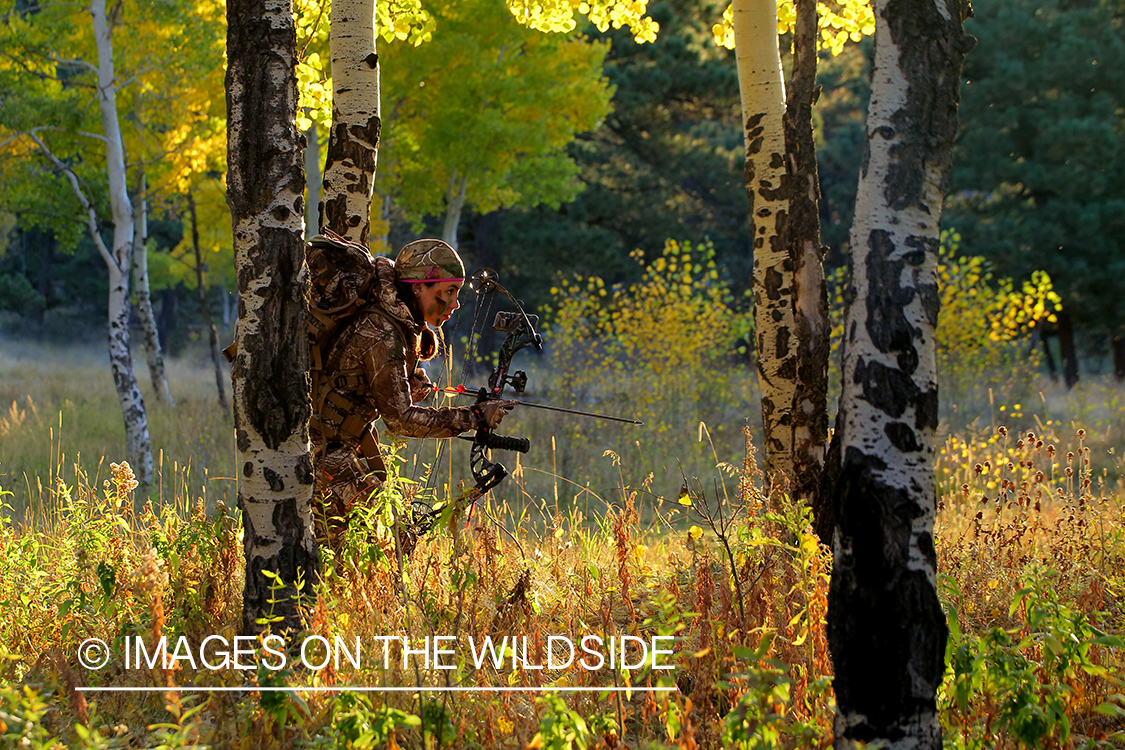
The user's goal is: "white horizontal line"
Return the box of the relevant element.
[78,686,677,693]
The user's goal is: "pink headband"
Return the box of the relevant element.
[400,264,465,283]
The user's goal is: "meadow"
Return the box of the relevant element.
[1,241,1124,748]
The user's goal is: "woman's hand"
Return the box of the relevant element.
[476,399,518,429]
[409,368,434,402]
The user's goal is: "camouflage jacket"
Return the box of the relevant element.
[310,256,475,458]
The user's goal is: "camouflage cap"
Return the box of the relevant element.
[395,239,466,283]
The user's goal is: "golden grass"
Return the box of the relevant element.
[0,343,1123,748]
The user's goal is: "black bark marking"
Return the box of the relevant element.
[296,453,314,485]
[764,266,785,301]
[885,421,922,452]
[854,357,911,419]
[239,226,311,450]
[238,490,319,636]
[263,466,284,492]
[321,113,381,242]
[916,386,939,431]
[243,461,254,477]
[866,229,920,373]
[828,446,947,739]
[364,52,378,68]
[776,326,791,358]
[883,0,975,211]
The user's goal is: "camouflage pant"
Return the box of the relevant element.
[314,443,382,553]
[314,443,426,557]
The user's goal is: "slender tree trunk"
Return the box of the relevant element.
[1057,311,1079,388]
[227,0,319,635]
[303,115,321,237]
[132,169,175,406]
[442,171,469,250]
[828,0,972,746]
[784,0,830,533]
[92,0,153,487]
[320,0,381,243]
[1039,329,1059,383]
[732,0,796,487]
[188,191,229,410]
[1113,334,1125,382]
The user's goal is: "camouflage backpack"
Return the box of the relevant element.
[305,231,383,372]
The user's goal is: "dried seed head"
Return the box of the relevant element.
[1027,431,1036,441]
[1076,428,1086,439]
[1065,467,1074,477]
[974,463,984,475]
[998,426,1008,436]
[1047,444,1056,456]
[109,461,139,495]
[962,483,970,496]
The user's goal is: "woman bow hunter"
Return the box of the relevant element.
[309,238,515,549]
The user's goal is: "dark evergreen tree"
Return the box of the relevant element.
[946,0,1125,381]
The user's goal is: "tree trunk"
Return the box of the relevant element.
[784,0,830,531]
[188,191,229,410]
[227,0,320,635]
[132,169,175,406]
[92,0,153,487]
[320,0,381,244]
[732,0,796,488]
[1113,334,1125,382]
[303,115,322,237]
[1057,311,1079,388]
[828,0,972,746]
[442,171,469,250]
[1039,329,1059,383]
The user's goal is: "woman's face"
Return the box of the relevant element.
[415,280,463,326]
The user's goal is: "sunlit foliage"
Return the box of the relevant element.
[828,230,1062,405]
[711,0,874,54]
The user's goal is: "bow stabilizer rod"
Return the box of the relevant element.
[435,385,643,425]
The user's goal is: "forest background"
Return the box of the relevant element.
[0,0,1124,746]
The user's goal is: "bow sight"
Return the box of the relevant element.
[454,269,639,497]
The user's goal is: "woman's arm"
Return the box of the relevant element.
[356,316,476,438]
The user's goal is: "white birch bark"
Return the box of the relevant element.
[442,171,469,250]
[732,0,796,484]
[827,0,972,745]
[131,170,175,406]
[320,0,381,243]
[83,0,154,486]
[227,0,320,634]
[303,115,321,237]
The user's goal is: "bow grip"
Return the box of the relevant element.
[477,432,530,454]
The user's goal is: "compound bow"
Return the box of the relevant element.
[458,269,543,495]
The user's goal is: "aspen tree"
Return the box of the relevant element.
[827,0,973,744]
[227,0,320,634]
